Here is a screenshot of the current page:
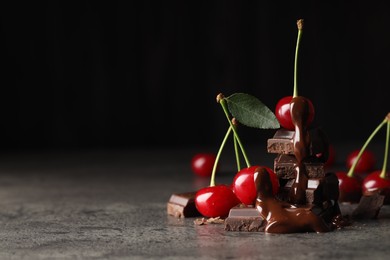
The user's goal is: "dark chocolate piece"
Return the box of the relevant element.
[274,154,325,179]
[312,172,340,205]
[224,206,265,232]
[167,192,201,218]
[267,129,294,155]
[277,173,339,205]
[277,178,320,204]
[352,193,384,219]
[267,128,329,162]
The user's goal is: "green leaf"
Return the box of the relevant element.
[226,93,280,129]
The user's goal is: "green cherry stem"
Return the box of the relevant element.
[217,94,251,168]
[347,115,389,178]
[293,19,304,98]
[380,119,390,179]
[210,125,233,187]
[232,118,241,171]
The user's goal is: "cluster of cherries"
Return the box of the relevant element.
[192,94,307,218]
[192,109,390,219]
[191,19,390,218]
[335,114,390,204]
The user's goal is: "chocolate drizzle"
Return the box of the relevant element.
[288,96,311,205]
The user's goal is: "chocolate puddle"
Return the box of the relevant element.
[255,167,331,233]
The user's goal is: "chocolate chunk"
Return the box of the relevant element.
[276,173,339,206]
[167,192,201,218]
[352,193,385,219]
[274,154,325,179]
[267,129,294,154]
[267,128,329,162]
[224,206,265,232]
[312,172,340,205]
[277,179,323,204]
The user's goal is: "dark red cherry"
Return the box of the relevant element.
[191,153,217,177]
[346,149,376,173]
[275,96,315,130]
[362,170,390,204]
[336,171,362,203]
[194,184,240,218]
[232,166,279,205]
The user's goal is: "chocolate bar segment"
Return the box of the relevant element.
[167,192,201,218]
[274,154,325,179]
[267,129,295,155]
[267,128,329,162]
[224,206,265,232]
[352,193,384,219]
[276,173,339,205]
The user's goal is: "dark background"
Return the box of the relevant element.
[1,1,389,152]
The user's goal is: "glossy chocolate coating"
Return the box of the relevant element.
[254,167,331,233]
[288,96,311,205]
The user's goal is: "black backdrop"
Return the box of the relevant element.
[1,1,389,151]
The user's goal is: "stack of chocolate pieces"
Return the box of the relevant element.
[267,128,335,205]
[225,127,343,232]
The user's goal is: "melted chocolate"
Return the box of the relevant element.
[254,167,331,233]
[288,96,311,205]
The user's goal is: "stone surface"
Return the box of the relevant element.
[0,147,390,259]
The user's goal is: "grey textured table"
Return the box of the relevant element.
[0,145,390,259]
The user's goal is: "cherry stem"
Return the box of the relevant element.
[210,126,233,187]
[234,134,241,171]
[380,120,390,179]
[293,19,304,98]
[347,116,388,177]
[219,98,251,168]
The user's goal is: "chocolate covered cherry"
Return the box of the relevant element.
[275,96,315,130]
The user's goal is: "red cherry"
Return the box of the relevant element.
[336,171,362,203]
[275,96,315,130]
[191,153,217,177]
[232,166,279,205]
[194,184,240,218]
[346,149,376,173]
[362,170,390,204]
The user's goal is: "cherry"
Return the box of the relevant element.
[343,113,390,204]
[346,149,376,174]
[362,170,390,204]
[275,96,315,130]
[191,153,218,177]
[274,19,315,131]
[335,171,362,203]
[232,166,279,205]
[195,184,240,218]
[193,113,243,218]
